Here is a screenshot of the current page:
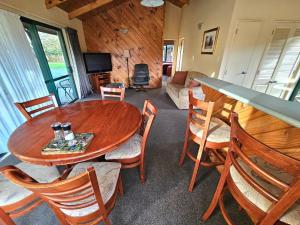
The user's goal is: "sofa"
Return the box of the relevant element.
[166,71,205,109]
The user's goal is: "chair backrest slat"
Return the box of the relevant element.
[15,94,56,120]
[0,165,108,224]
[100,86,125,101]
[227,113,300,219]
[188,90,214,144]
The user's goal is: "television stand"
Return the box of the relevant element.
[89,73,111,93]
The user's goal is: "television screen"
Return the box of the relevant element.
[83,53,112,73]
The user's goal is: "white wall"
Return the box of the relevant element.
[220,0,300,86]
[179,0,236,77]
[163,2,182,74]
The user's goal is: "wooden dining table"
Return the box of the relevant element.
[8,100,142,166]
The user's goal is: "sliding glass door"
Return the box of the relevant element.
[21,18,78,105]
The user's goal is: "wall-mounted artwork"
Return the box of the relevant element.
[201,27,219,54]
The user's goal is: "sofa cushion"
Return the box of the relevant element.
[167,83,183,98]
[171,71,188,85]
[184,71,205,87]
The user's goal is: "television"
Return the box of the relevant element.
[83,53,112,73]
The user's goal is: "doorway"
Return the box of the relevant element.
[21,18,78,105]
[162,40,175,78]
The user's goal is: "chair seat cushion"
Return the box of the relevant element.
[105,134,142,160]
[61,162,121,217]
[0,162,60,206]
[230,157,300,225]
[189,117,230,143]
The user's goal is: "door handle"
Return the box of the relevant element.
[268,80,278,84]
[241,71,247,75]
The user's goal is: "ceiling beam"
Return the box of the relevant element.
[68,0,113,19]
[167,0,189,7]
[45,0,69,9]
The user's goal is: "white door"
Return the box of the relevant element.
[223,21,262,86]
[252,23,300,99]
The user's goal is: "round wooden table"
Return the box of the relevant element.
[8,100,142,166]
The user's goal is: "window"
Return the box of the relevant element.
[162,40,174,63]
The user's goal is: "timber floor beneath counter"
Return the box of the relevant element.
[2,87,252,225]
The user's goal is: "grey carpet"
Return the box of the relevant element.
[1,86,252,225]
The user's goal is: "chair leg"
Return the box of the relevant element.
[0,208,15,225]
[179,127,190,166]
[201,156,232,221]
[139,162,145,184]
[188,145,204,192]
[117,175,124,196]
[103,217,111,225]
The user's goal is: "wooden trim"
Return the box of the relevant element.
[45,0,69,9]
[14,94,56,120]
[68,0,113,19]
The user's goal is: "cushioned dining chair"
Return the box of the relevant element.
[100,86,125,101]
[1,162,123,225]
[0,162,60,225]
[179,90,231,192]
[15,93,57,120]
[202,113,300,225]
[105,100,158,183]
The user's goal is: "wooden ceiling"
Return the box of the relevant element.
[45,0,189,20]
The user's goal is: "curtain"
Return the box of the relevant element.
[0,9,49,153]
[66,27,92,98]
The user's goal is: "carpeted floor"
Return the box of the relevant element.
[1,85,252,225]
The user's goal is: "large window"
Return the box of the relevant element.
[22,18,78,105]
[163,40,174,63]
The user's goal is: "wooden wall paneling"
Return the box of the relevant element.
[82,0,164,88]
[201,84,300,160]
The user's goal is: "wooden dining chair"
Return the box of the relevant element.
[0,162,60,225]
[105,100,158,183]
[202,113,300,225]
[15,93,57,120]
[179,90,231,192]
[1,162,123,225]
[100,86,125,101]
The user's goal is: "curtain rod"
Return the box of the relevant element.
[0,2,65,29]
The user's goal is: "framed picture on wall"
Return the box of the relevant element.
[201,27,220,54]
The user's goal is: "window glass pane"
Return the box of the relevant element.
[163,45,166,62]
[37,26,68,79]
[166,45,174,62]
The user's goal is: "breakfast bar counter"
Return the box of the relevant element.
[194,75,300,160]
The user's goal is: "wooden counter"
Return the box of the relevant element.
[195,76,300,160]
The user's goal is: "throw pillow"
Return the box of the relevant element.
[188,80,201,88]
[171,71,188,85]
